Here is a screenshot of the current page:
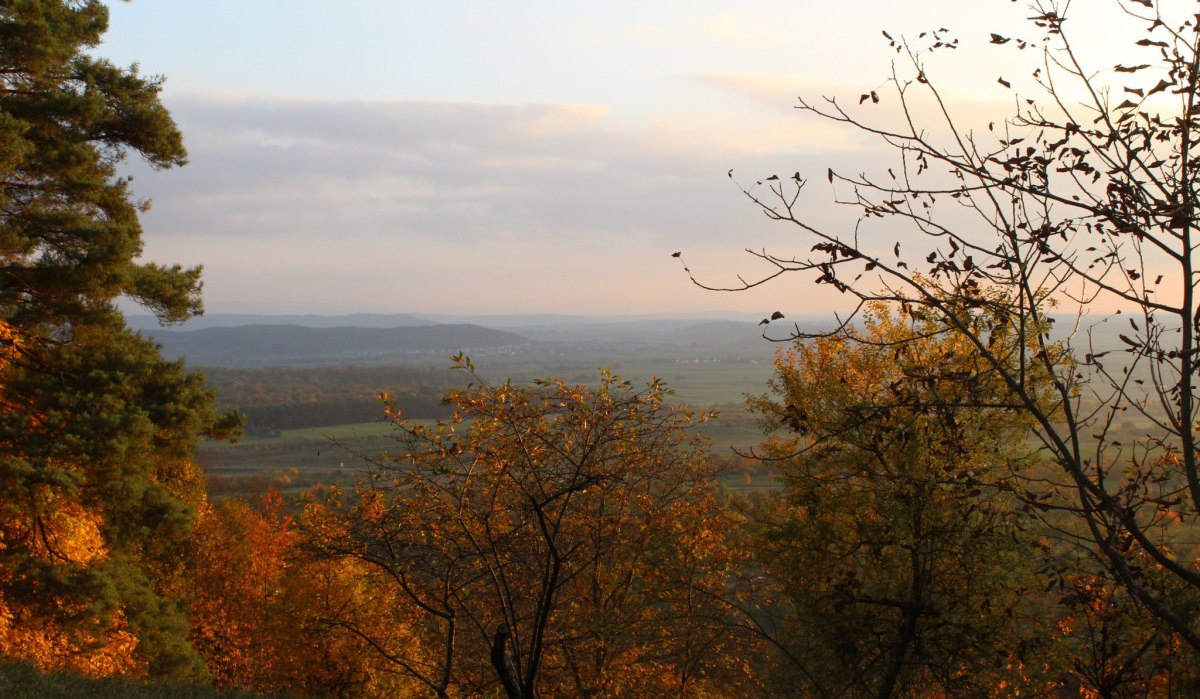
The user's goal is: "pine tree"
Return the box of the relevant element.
[0,0,237,680]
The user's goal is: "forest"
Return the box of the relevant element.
[4,0,1200,697]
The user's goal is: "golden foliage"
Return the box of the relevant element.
[307,368,758,697]
[188,491,427,697]
[0,490,142,678]
[0,602,141,679]
[0,321,18,368]
[747,304,1046,695]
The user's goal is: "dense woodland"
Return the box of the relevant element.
[6,0,1200,697]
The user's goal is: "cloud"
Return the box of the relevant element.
[689,10,786,48]
[125,91,896,314]
[132,92,830,240]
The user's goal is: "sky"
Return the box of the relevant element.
[96,1,1133,317]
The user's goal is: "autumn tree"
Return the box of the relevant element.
[0,0,238,679]
[1043,568,1200,696]
[187,491,423,697]
[306,360,756,699]
[739,306,1046,695]
[680,0,1200,658]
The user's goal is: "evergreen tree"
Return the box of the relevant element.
[0,0,237,680]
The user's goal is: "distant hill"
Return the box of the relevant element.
[131,312,844,368]
[146,323,527,367]
[126,312,434,331]
[127,311,789,332]
[412,312,765,328]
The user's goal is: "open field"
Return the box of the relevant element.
[194,333,1191,503]
[479,349,777,397]
[198,409,767,498]
[196,354,776,499]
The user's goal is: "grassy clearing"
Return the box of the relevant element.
[719,471,782,493]
[225,419,417,446]
[480,354,775,407]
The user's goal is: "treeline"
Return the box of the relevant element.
[204,365,463,435]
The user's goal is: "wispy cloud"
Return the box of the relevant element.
[690,10,786,48]
[127,91,907,314]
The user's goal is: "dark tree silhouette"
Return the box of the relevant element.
[682,0,1200,654]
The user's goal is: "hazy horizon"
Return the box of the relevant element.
[123,308,793,332]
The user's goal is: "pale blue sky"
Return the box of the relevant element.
[97,1,1130,316]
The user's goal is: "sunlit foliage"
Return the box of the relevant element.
[745,306,1045,695]
[306,361,757,698]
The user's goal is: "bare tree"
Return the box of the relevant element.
[682,0,1200,653]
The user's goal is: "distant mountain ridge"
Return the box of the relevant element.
[133,312,845,368]
[127,310,777,332]
[127,312,434,331]
[147,323,526,367]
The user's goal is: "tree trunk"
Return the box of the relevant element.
[491,625,527,699]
